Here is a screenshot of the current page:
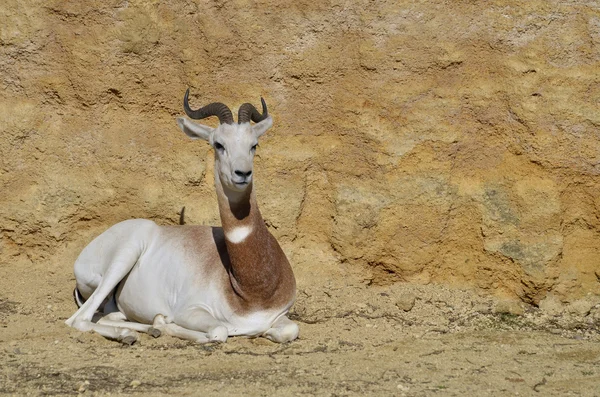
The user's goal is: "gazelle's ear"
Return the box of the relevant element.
[252,115,273,138]
[176,117,213,141]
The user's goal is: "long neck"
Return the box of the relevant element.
[214,172,295,306]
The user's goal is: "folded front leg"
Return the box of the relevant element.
[154,309,228,343]
[263,315,299,343]
[97,311,161,338]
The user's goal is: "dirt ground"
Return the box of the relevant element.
[1,271,599,396]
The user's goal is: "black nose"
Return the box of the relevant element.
[234,170,252,178]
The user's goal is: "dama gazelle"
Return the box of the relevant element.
[65,90,299,344]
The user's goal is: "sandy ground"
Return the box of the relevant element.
[1,269,599,396]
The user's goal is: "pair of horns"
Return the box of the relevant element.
[183,88,268,125]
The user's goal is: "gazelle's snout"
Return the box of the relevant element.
[234,169,253,178]
[233,169,253,186]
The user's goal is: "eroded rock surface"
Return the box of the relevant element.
[1,0,599,303]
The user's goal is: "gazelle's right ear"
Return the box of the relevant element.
[176,117,213,141]
[252,115,273,138]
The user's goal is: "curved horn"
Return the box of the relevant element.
[183,88,234,125]
[237,97,268,124]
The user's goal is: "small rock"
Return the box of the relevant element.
[396,293,416,312]
[494,300,524,316]
[130,380,141,388]
[78,380,90,393]
[539,294,564,316]
[397,383,410,391]
[567,299,594,317]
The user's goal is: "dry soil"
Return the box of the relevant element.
[1,274,600,396]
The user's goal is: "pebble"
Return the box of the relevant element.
[397,383,410,391]
[494,300,524,316]
[567,300,594,316]
[130,380,141,388]
[539,294,563,316]
[78,380,90,393]
[396,293,416,312]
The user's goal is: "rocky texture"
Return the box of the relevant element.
[1,0,599,304]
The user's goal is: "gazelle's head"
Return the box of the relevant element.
[176,89,273,195]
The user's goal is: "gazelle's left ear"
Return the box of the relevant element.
[252,115,273,138]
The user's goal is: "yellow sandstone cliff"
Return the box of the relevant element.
[1,0,599,304]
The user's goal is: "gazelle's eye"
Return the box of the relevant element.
[214,142,225,152]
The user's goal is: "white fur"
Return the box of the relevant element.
[225,225,253,244]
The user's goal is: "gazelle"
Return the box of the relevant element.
[65,90,299,344]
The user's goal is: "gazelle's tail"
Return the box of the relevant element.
[179,206,185,225]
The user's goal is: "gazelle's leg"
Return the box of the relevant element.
[155,308,229,343]
[176,308,229,342]
[97,312,161,337]
[263,315,299,343]
[65,246,142,343]
[151,315,211,343]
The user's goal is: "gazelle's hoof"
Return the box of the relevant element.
[120,335,137,345]
[148,327,162,338]
[117,329,139,345]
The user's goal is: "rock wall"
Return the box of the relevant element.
[1,0,599,303]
